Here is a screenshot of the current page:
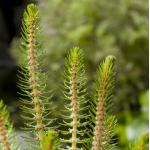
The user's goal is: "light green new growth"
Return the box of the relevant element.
[0,100,19,150]
[19,4,56,149]
[92,56,117,150]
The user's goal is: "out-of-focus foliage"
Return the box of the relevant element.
[129,133,149,150]
[116,90,148,148]
[10,0,148,149]
[39,0,148,111]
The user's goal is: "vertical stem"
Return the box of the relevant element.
[92,74,108,150]
[92,56,115,150]
[0,115,10,150]
[27,17,44,142]
[70,58,78,150]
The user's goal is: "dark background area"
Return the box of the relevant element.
[0,0,32,103]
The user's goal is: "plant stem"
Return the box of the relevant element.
[70,57,78,150]
[92,56,115,150]
[93,82,106,149]
[28,15,44,142]
[0,115,10,150]
[92,71,109,150]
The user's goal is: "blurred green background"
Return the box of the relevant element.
[10,0,148,149]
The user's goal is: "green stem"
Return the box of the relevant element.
[27,15,44,145]
[70,57,78,150]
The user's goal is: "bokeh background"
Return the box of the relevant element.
[0,0,148,149]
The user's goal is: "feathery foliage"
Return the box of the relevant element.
[91,56,117,150]
[0,100,19,150]
[60,47,91,149]
[19,4,56,149]
[60,48,117,150]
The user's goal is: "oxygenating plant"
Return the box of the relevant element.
[91,55,117,150]
[60,47,92,149]
[18,4,56,150]
[1,3,145,150]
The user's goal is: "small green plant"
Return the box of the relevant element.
[1,3,145,150]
